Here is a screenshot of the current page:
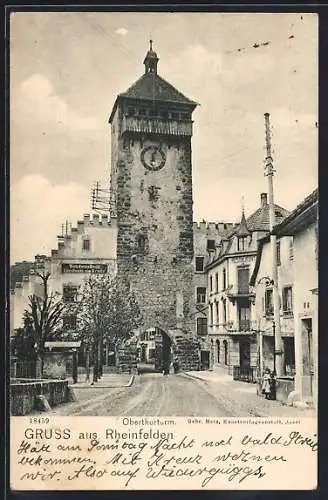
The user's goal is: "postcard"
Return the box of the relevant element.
[9,11,318,491]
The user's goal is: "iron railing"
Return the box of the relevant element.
[233,365,256,383]
[11,360,37,379]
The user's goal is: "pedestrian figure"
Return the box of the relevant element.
[269,370,276,400]
[262,368,271,399]
[173,358,180,374]
[163,359,170,375]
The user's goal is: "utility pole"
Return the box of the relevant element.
[264,113,283,377]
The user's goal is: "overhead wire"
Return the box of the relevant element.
[76,12,139,67]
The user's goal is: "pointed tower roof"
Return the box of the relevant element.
[236,208,251,238]
[109,41,198,123]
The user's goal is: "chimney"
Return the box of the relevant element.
[260,193,268,207]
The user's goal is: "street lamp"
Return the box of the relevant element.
[257,276,274,287]
[257,276,276,374]
[272,319,276,375]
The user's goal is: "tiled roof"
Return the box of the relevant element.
[119,72,198,107]
[246,203,290,231]
[273,188,318,234]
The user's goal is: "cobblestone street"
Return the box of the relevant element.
[46,368,315,417]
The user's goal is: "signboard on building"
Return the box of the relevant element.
[61,263,108,274]
[231,255,254,264]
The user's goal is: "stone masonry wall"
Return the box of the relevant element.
[115,131,195,335]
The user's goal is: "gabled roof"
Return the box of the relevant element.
[246,203,289,231]
[272,188,318,236]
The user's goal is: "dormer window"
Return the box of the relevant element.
[139,108,147,116]
[127,107,135,117]
[237,236,247,251]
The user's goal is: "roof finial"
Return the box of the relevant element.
[236,196,251,238]
[143,40,159,74]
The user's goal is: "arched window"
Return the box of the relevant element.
[216,340,220,364]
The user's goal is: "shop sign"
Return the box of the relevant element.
[61,263,108,274]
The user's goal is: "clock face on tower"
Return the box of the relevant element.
[141,145,166,171]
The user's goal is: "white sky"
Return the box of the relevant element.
[10,12,318,263]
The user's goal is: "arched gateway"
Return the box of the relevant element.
[109,42,200,372]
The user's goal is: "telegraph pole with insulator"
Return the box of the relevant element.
[264,112,283,377]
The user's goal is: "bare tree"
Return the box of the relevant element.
[79,274,142,382]
[24,271,66,377]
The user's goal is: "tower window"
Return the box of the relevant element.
[207,239,215,251]
[195,257,204,272]
[137,234,147,253]
[82,239,90,251]
[149,107,159,117]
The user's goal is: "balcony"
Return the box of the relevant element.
[224,320,257,334]
[226,285,255,305]
[121,116,193,137]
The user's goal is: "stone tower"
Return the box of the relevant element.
[109,42,198,339]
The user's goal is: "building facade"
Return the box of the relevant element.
[10,213,117,338]
[251,232,295,377]
[273,189,318,406]
[193,221,238,368]
[109,42,198,339]
[205,193,289,378]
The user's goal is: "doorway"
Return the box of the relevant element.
[200,350,210,370]
[153,328,172,373]
[239,339,251,368]
[223,340,228,366]
[301,318,314,396]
